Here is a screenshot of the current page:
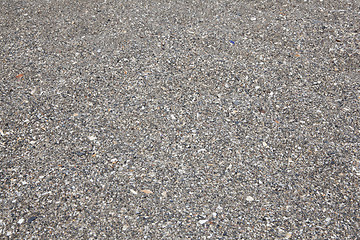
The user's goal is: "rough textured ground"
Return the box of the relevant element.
[1,0,359,239]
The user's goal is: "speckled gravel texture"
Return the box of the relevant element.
[1,0,360,239]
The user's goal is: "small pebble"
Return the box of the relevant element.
[141,189,153,194]
[216,205,223,212]
[28,216,37,223]
[30,87,36,95]
[246,196,254,202]
[88,136,97,141]
[199,219,208,225]
[75,151,86,156]
[18,218,25,224]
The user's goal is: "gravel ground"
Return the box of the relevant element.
[1,0,359,239]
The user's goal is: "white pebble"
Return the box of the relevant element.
[216,205,223,212]
[88,136,97,141]
[285,232,292,239]
[246,196,254,202]
[30,88,36,95]
[18,218,25,224]
[130,189,138,195]
[198,219,208,225]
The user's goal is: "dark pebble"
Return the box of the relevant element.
[28,216,37,223]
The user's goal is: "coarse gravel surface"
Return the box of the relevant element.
[1,0,360,239]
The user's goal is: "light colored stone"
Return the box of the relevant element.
[88,136,97,141]
[199,219,208,225]
[18,218,25,224]
[246,196,254,202]
[285,232,292,239]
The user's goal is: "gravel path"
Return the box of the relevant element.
[1,0,359,239]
